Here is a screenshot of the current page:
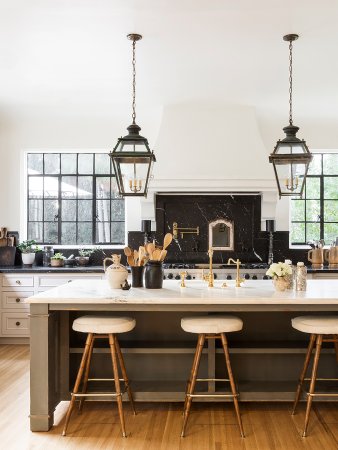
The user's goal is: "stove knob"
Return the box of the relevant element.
[213,273,217,280]
[175,274,180,280]
[186,274,192,280]
[226,275,232,280]
[163,275,166,280]
[167,273,174,280]
[244,273,250,280]
[252,275,257,280]
[263,275,269,280]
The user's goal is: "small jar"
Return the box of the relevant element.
[43,246,54,267]
[145,261,164,289]
[296,262,307,291]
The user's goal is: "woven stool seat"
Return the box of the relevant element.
[181,315,243,334]
[73,315,136,334]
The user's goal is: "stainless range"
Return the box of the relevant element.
[162,263,270,281]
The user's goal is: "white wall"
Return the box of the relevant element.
[0,102,336,238]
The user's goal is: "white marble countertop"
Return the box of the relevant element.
[26,279,338,305]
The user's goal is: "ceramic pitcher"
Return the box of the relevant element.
[324,246,338,267]
[307,248,324,267]
[104,254,128,289]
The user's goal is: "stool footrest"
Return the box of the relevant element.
[196,378,230,382]
[187,393,238,398]
[72,392,123,397]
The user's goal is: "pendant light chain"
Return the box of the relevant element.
[132,39,137,124]
[288,40,293,126]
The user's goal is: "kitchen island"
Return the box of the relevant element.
[26,279,338,431]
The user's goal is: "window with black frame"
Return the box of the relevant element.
[27,153,125,245]
[290,153,338,245]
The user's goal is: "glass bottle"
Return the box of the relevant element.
[43,246,54,267]
[296,262,307,291]
[284,259,294,290]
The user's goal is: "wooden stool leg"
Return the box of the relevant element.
[292,334,316,415]
[181,334,205,438]
[78,334,95,413]
[334,335,338,364]
[303,334,322,437]
[62,333,93,436]
[115,336,136,415]
[109,334,127,438]
[220,333,245,438]
[183,336,203,415]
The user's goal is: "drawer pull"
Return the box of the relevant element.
[16,280,21,285]
[15,298,21,303]
[15,321,21,326]
[68,280,72,283]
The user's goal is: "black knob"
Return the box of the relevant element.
[226,275,232,280]
[168,273,174,279]
[245,273,250,280]
[175,275,180,280]
[263,275,269,280]
[16,298,21,303]
[252,275,258,280]
[163,275,166,280]
[16,321,20,326]
[214,273,217,280]
[186,275,192,280]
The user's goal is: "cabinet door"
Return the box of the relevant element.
[2,275,34,288]
[2,291,32,310]
[1,313,30,336]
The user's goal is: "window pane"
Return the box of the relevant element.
[62,200,77,221]
[96,223,110,243]
[324,200,338,222]
[307,154,322,175]
[61,154,77,174]
[43,177,58,198]
[323,154,338,175]
[44,200,58,221]
[28,176,43,198]
[44,154,60,174]
[61,223,76,244]
[28,222,43,242]
[305,177,320,199]
[27,154,43,174]
[77,223,92,244]
[78,176,93,198]
[61,176,77,198]
[96,177,110,198]
[111,222,125,244]
[290,223,305,243]
[96,199,110,222]
[78,200,92,221]
[324,177,338,199]
[95,154,110,174]
[306,200,320,222]
[306,223,320,242]
[291,200,305,221]
[78,154,93,174]
[324,223,338,243]
[44,223,58,243]
[28,199,43,221]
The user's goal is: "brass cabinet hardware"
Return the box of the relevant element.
[173,222,199,240]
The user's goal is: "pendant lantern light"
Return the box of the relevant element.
[110,34,156,197]
[269,34,312,198]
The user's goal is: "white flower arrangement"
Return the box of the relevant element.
[266,262,292,279]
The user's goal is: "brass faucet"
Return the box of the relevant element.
[227,258,244,287]
[203,248,214,288]
[180,271,187,288]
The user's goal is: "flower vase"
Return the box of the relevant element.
[273,277,289,292]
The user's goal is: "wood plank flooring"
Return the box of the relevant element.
[0,345,337,450]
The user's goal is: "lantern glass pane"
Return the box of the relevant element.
[119,161,152,195]
[275,142,307,155]
[274,162,307,195]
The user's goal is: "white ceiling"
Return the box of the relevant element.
[1,0,338,123]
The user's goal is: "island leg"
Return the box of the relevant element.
[29,304,58,431]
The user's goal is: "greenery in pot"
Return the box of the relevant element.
[51,252,65,260]
[50,252,65,267]
[77,247,103,266]
[17,240,41,254]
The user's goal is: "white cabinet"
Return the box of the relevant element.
[0,271,104,340]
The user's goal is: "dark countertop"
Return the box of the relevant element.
[0,265,105,273]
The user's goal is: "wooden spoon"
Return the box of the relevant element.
[146,243,155,258]
[138,246,146,266]
[159,249,167,261]
[124,247,132,257]
[152,249,162,261]
[127,255,134,267]
[134,250,139,265]
[163,233,173,250]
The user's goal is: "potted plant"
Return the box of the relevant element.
[266,262,293,291]
[76,247,102,266]
[17,240,40,266]
[50,252,65,267]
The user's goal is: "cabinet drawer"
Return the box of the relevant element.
[1,291,32,309]
[38,275,102,288]
[1,313,30,336]
[2,275,34,288]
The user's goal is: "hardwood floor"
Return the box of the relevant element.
[0,344,337,450]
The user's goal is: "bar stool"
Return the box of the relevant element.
[291,315,338,437]
[62,315,136,437]
[181,315,244,438]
